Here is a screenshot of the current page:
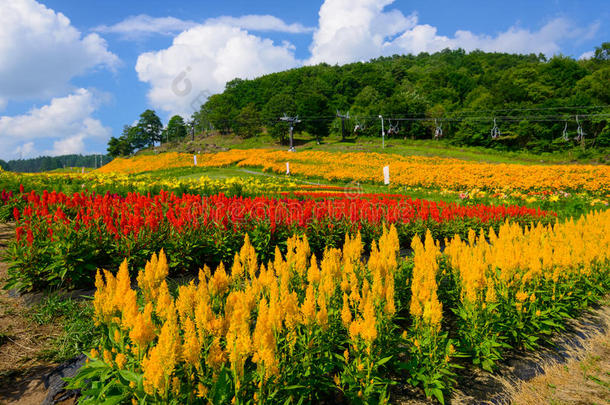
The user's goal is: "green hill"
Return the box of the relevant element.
[191,45,610,153]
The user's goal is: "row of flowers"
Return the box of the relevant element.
[97,149,610,192]
[0,169,299,201]
[69,210,610,404]
[4,188,553,291]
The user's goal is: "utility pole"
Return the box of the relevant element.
[336,110,349,141]
[378,115,385,148]
[279,114,301,152]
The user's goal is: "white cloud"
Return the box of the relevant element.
[308,0,599,65]
[94,14,313,39]
[0,0,118,105]
[47,135,86,156]
[13,142,35,159]
[135,23,299,117]
[93,15,198,39]
[0,89,111,159]
[579,50,595,60]
[391,17,597,56]
[207,15,314,34]
[308,0,417,65]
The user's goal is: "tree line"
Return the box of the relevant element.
[107,110,189,157]
[1,154,109,173]
[110,43,610,156]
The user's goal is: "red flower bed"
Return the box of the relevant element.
[5,188,554,291]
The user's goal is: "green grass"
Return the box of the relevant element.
[29,294,99,362]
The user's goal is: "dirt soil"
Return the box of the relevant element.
[508,308,610,405]
[0,223,61,405]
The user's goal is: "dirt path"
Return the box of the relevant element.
[508,305,610,405]
[0,223,59,405]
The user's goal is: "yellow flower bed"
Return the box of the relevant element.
[97,149,610,192]
[71,210,610,403]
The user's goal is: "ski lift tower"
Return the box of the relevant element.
[280,114,301,152]
[336,110,349,141]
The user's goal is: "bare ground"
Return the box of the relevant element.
[507,308,610,405]
[0,223,59,405]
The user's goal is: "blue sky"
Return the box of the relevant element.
[0,0,608,160]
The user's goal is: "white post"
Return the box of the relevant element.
[379,115,385,148]
[286,162,290,175]
[383,165,390,185]
[194,155,198,166]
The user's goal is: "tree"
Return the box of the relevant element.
[262,93,296,144]
[235,104,261,138]
[191,105,213,134]
[206,94,238,134]
[594,42,610,61]
[163,115,187,142]
[296,88,331,143]
[108,126,135,157]
[137,109,163,147]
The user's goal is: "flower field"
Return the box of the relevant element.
[4,187,551,291]
[98,150,610,193]
[69,210,610,404]
[0,167,298,200]
[1,149,609,404]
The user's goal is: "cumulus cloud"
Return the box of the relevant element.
[308,0,417,65]
[391,17,598,56]
[94,14,313,39]
[579,50,595,60]
[308,0,599,65]
[0,0,118,105]
[0,89,111,159]
[135,23,299,116]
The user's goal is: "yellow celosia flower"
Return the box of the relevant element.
[410,231,443,331]
[129,302,156,348]
[252,298,278,378]
[300,285,317,325]
[341,293,352,327]
[137,250,169,303]
[182,317,201,367]
[103,349,113,364]
[115,353,127,369]
[142,316,180,397]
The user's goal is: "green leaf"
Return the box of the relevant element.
[431,387,445,404]
[376,355,393,367]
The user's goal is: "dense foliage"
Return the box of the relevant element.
[1,154,109,173]
[186,45,610,152]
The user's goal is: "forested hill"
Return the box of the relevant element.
[191,45,610,152]
[1,154,110,173]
